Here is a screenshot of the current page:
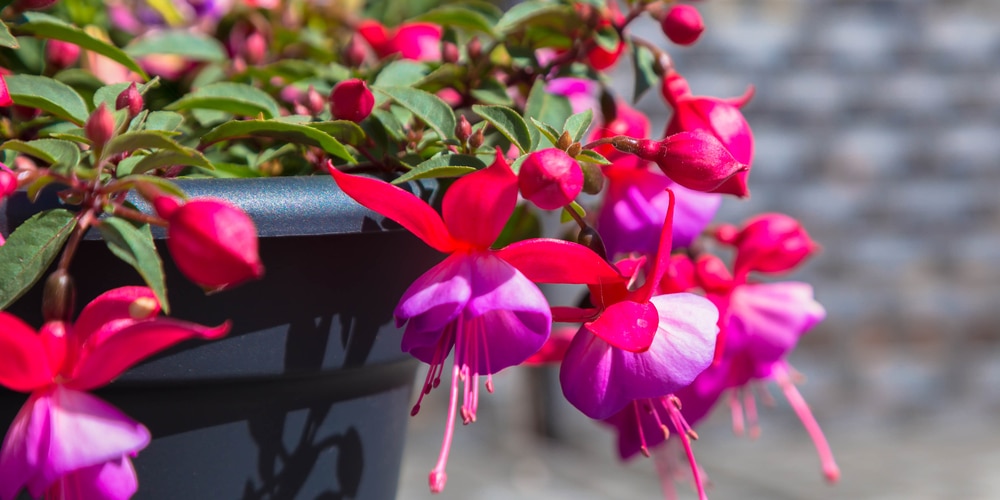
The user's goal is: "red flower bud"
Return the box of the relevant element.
[244,31,267,65]
[45,40,80,70]
[518,148,584,210]
[586,39,625,71]
[329,79,374,123]
[115,82,143,118]
[85,103,115,147]
[343,35,368,67]
[0,167,18,197]
[694,254,734,295]
[442,42,459,64]
[729,213,820,275]
[303,85,325,116]
[155,196,264,291]
[661,5,705,46]
[612,130,748,196]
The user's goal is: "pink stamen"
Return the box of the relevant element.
[429,364,462,493]
[662,396,707,500]
[743,387,760,439]
[728,390,744,436]
[753,381,775,407]
[773,363,841,483]
[633,401,651,457]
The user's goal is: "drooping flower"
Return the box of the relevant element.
[0,287,229,500]
[329,151,614,493]
[357,20,442,61]
[610,131,748,196]
[662,70,755,197]
[715,213,820,277]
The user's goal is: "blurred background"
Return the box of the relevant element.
[399,0,1000,498]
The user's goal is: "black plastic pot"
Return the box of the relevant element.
[0,176,442,499]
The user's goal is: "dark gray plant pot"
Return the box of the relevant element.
[0,176,442,500]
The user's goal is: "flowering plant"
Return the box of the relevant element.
[0,0,838,498]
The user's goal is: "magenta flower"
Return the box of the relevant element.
[546,77,599,115]
[662,70,755,197]
[715,213,821,277]
[329,151,612,492]
[0,75,10,107]
[357,20,442,61]
[0,287,229,500]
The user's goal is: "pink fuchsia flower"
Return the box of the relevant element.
[329,79,374,123]
[610,130,748,196]
[518,148,583,210]
[545,77,600,116]
[329,151,611,493]
[715,213,821,278]
[45,40,80,70]
[662,70,755,197]
[661,4,705,46]
[357,20,442,61]
[146,194,264,292]
[0,287,229,500]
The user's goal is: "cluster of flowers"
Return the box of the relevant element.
[0,0,838,498]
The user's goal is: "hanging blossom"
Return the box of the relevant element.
[592,102,722,259]
[357,19,443,62]
[0,286,229,500]
[501,189,719,499]
[328,151,615,493]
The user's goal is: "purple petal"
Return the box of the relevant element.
[546,77,599,115]
[560,293,718,419]
[397,254,472,359]
[0,386,149,499]
[669,181,722,248]
[461,253,551,372]
[47,457,138,500]
[727,282,825,378]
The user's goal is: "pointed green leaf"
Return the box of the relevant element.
[528,117,560,148]
[524,79,572,149]
[0,20,18,49]
[127,149,213,175]
[200,119,356,163]
[373,86,456,142]
[632,42,658,104]
[560,200,586,224]
[563,109,594,143]
[472,104,531,154]
[373,61,429,89]
[1,139,81,172]
[413,6,496,35]
[495,1,570,34]
[575,148,611,165]
[16,12,147,79]
[104,131,188,158]
[470,78,514,106]
[125,29,227,62]
[167,82,281,119]
[307,121,366,146]
[5,74,89,125]
[391,154,484,185]
[143,111,184,132]
[97,217,169,313]
[0,209,77,311]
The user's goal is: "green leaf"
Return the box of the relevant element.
[412,5,496,35]
[495,1,570,34]
[0,139,81,172]
[97,217,169,313]
[0,20,19,49]
[632,42,658,104]
[373,61,429,90]
[524,80,572,149]
[370,108,407,142]
[200,119,356,163]
[593,24,620,52]
[373,86,456,142]
[16,12,148,79]
[307,121,366,146]
[125,30,227,62]
[391,154,484,185]
[104,131,188,158]
[528,117,560,148]
[470,78,514,106]
[167,82,281,119]
[560,201,586,224]
[0,209,77,311]
[563,109,594,143]
[128,149,213,175]
[143,111,184,132]
[471,105,531,154]
[575,148,611,165]
[5,74,89,125]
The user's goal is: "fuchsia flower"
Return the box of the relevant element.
[357,20,442,61]
[662,70,755,197]
[715,213,821,277]
[0,287,229,500]
[329,151,614,493]
[611,131,748,196]
[518,148,583,210]
[593,103,722,257]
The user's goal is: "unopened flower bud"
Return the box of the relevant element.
[455,115,472,143]
[343,35,368,67]
[85,103,115,147]
[576,226,607,261]
[442,42,459,64]
[730,213,820,275]
[303,85,325,116]
[661,5,705,46]
[149,194,265,291]
[42,269,75,323]
[116,82,143,118]
[469,126,485,149]
[244,31,267,65]
[557,131,572,150]
[566,142,582,157]
[518,148,584,210]
[611,131,748,196]
[0,167,17,197]
[694,254,733,295]
[329,79,374,123]
[467,38,482,61]
[579,161,605,195]
[45,40,80,70]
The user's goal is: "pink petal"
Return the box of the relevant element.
[68,320,230,390]
[0,76,11,107]
[525,327,577,365]
[394,23,443,61]
[398,254,473,360]
[328,162,456,253]
[462,253,551,372]
[635,189,676,302]
[46,457,138,500]
[727,282,825,377]
[583,300,658,353]
[442,149,518,248]
[496,238,623,285]
[0,387,149,499]
[72,287,158,343]
[654,130,749,196]
[0,313,53,392]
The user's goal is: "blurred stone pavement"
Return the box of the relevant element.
[399,0,1000,498]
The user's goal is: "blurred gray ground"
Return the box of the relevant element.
[401,0,1000,498]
